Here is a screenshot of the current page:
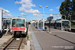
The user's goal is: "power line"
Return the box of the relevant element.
[15,0,21,8]
[14,0,27,17]
[14,0,24,14]
[34,13,61,15]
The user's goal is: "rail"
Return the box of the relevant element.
[3,38,15,50]
[3,38,23,50]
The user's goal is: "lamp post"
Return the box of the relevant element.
[39,5,48,29]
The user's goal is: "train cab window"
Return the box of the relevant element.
[6,20,11,25]
[62,21,70,27]
[65,21,70,27]
[16,19,25,27]
[12,19,16,27]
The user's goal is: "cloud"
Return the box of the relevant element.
[25,9,39,13]
[15,0,36,9]
[33,13,42,17]
[19,0,32,4]
[3,13,12,17]
[19,8,39,13]
[1,8,12,17]
[57,17,61,19]
[15,1,19,4]
[53,14,61,17]
[49,14,53,16]
[49,9,53,11]
[3,9,10,13]
[21,4,35,9]
[56,6,60,9]
[15,0,40,14]
[21,13,25,15]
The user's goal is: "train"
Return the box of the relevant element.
[3,18,12,32]
[45,19,71,31]
[31,18,45,29]
[39,20,43,29]
[11,17,27,37]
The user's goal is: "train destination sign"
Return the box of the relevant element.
[47,16,53,20]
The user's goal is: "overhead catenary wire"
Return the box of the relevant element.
[15,0,25,17]
[15,0,21,8]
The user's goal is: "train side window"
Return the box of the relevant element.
[12,19,16,27]
[62,21,65,26]
[6,20,11,25]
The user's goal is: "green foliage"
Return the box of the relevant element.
[60,0,72,20]
[71,25,75,28]
[72,0,75,15]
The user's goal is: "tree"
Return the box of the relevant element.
[72,0,75,15]
[59,0,72,20]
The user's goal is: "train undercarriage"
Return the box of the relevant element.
[14,31,27,37]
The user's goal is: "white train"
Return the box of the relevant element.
[3,18,12,32]
[39,20,43,29]
[11,17,27,37]
[45,19,71,31]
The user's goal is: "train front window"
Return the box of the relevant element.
[62,21,70,27]
[16,19,25,27]
[6,20,11,25]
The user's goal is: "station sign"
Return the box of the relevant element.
[47,16,53,20]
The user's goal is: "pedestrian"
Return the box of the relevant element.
[45,26,47,31]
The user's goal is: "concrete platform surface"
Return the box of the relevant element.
[0,35,13,46]
[30,25,75,50]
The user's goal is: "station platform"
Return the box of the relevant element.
[29,25,75,50]
[0,34,13,46]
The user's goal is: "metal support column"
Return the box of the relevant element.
[0,8,3,34]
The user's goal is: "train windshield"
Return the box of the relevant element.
[12,19,25,27]
[6,20,11,25]
[3,20,11,29]
[16,19,25,27]
[62,21,70,27]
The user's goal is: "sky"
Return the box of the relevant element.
[0,0,65,21]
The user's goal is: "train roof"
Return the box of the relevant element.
[12,17,26,20]
[56,19,70,23]
[45,19,70,23]
[3,18,12,20]
[39,18,46,21]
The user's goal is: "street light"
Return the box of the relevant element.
[39,5,48,29]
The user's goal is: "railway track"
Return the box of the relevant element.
[3,38,23,50]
